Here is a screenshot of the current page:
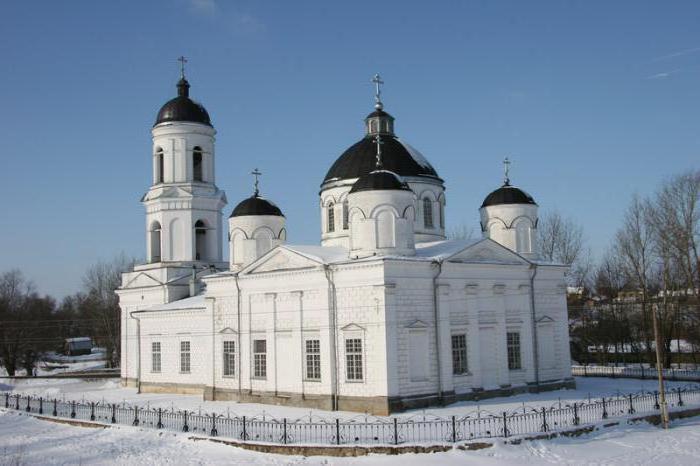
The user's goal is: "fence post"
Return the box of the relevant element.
[602,398,608,419]
[393,417,399,445]
[241,415,247,440]
[627,394,635,414]
[53,399,58,417]
[573,403,580,426]
[584,365,588,377]
[183,411,189,433]
[654,391,660,410]
[502,412,509,438]
[451,415,457,443]
[671,367,676,381]
[132,406,139,426]
[111,404,116,424]
[157,408,163,429]
[641,366,645,379]
[4,392,8,409]
[282,418,287,444]
[335,418,340,445]
[211,415,218,437]
[90,402,95,421]
[70,401,76,419]
[26,396,31,412]
[541,407,548,432]
[15,394,20,410]
[677,387,684,407]
[39,397,43,415]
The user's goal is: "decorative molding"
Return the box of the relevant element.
[493,284,506,295]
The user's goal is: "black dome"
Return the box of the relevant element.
[481,184,537,208]
[323,136,440,185]
[349,170,412,194]
[230,195,284,218]
[154,78,212,127]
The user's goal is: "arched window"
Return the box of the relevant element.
[195,220,207,260]
[369,120,378,133]
[376,210,395,248]
[439,201,445,229]
[193,147,203,182]
[155,148,164,184]
[342,201,349,230]
[423,198,433,229]
[327,203,335,233]
[515,221,532,254]
[150,222,162,263]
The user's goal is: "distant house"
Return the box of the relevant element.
[64,337,93,356]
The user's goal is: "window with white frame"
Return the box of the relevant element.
[180,341,191,373]
[345,338,363,381]
[223,340,235,377]
[423,198,433,228]
[507,332,522,370]
[305,339,321,380]
[327,203,335,233]
[151,341,161,373]
[253,339,267,378]
[342,201,349,230]
[451,334,468,375]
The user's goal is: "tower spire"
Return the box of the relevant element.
[178,55,188,79]
[176,55,190,98]
[251,168,262,196]
[372,73,384,110]
[503,157,511,186]
[374,135,384,169]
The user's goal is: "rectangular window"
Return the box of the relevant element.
[253,339,267,378]
[305,339,321,380]
[451,334,468,375]
[223,340,235,377]
[507,332,522,370]
[151,341,161,373]
[327,205,335,233]
[342,202,349,230]
[423,198,434,228]
[345,338,363,381]
[180,341,191,373]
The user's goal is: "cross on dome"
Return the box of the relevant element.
[178,56,188,79]
[374,135,384,169]
[251,168,262,196]
[503,157,511,186]
[372,74,384,110]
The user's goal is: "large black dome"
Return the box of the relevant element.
[349,170,412,194]
[154,78,212,127]
[230,195,284,218]
[323,136,440,185]
[481,184,537,208]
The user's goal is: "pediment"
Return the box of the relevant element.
[123,272,164,289]
[341,323,366,332]
[537,315,555,323]
[242,248,321,275]
[219,327,238,334]
[405,320,429,329]
[448,240,528,265]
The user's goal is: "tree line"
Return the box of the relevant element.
[0,255,134,376]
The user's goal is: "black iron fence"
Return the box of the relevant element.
[2,387,699,446]
[572,365,700,382]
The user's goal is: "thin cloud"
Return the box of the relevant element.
[651,47,700,62]
[646,69,683,80]
[189,0,218,17]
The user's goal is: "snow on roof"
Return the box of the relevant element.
[413,238,483,260]
[65,337,91,343]
[283,245,349,264]
[143,294,207,312]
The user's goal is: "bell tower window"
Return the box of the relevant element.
[423,198,433,229]
[327,203,335,233]
[155,148,164,184]
[193,147,203,182]
[150,222,162,263]
[195,220,207,260]
[342,201,349,230]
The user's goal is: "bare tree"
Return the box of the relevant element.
[538,210,589,288]
[447,224,476,241]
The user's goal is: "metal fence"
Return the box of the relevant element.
[2,387,699,446]
[572,365,700,382]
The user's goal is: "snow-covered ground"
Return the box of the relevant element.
[1,409,699,465]
[0,349,108,377]
[1,376,695,422]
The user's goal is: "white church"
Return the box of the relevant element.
[117,68,574,415]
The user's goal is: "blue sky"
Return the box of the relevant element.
[1,0,699,298]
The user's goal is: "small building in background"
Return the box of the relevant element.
[64,337,93,356]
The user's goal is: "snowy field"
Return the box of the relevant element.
[0,376,695,421]
[1,409,700,465]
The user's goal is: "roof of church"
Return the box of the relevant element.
[349,169,412,194]
[155,78,212,127]
[323,136,441,186]
[481,183,537,208]
[230,195,284,218]
[143,294,207,312]
[366,109,394,119]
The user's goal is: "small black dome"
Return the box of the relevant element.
[154,78,212,127]
[230,195,284,218]
[349,170,412,194]
[323,136,440,185]
[481,184,537,208]
[366,109,394,119]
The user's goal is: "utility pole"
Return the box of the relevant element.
[652,302,669,428]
